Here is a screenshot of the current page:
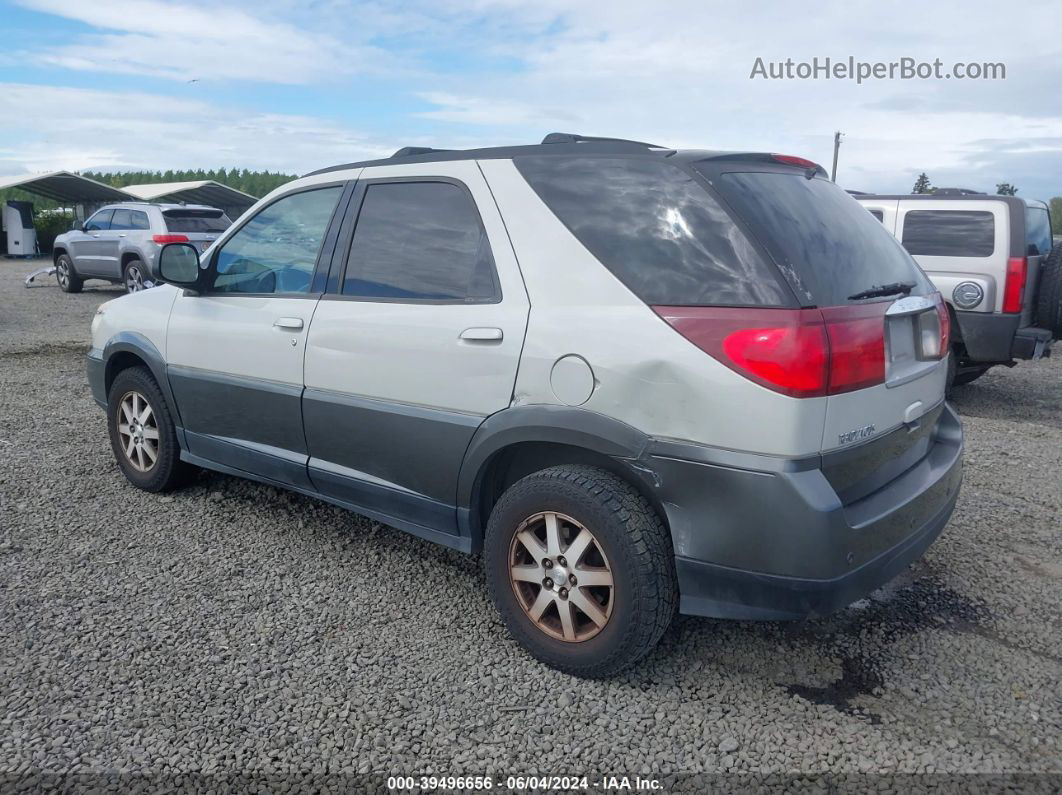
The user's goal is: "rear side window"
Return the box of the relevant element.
[341,181,498,302]
[709,170,932,306]
[130,211,150,230]
[514,156,790,307]
[868,209,884,222]
[901,210,995,257]
[165,211,231,233]
[1025,206,1052,256]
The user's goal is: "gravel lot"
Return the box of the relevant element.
[1,257,1060,789]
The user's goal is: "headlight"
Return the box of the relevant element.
[952,281,984,310]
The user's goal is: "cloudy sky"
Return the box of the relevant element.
[1,0,1060,197]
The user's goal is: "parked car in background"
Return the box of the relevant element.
[52,202,231,294]
[857,193,1060,388]
[86,135,962,677]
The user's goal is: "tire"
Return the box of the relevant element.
[106,366,195,492]
[55,254,83,293]
[123,258,148,294]
[484,465,676,678]
[1035,242,1062,338]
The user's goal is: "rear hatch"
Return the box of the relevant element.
[162,208,232,253]
[698,158,949,496]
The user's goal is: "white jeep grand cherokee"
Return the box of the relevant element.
[88,134,963,677]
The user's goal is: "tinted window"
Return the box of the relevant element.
[1025,206,1052,256]
[901,210,995,257]
[868,209,884,222]
[341,182,498,302]
[516,157,789,306]
[84,210,113,232]
[709,170,931,305]
[165,211,231,233]
[110,209,132,230]
[213,187,341,294]
[130,211,150,230]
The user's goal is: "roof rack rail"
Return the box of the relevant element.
[541,132,664,148]
[391,146,453,158]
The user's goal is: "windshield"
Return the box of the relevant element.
[705,168,933,306]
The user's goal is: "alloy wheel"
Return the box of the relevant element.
[116,390,160,472]
[125,264,145,293]
[508,511,614,642]
[56,261,69,288]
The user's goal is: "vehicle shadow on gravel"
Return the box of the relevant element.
[948,368,1062,429]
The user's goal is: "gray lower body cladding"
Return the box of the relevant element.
[650,404,963,620]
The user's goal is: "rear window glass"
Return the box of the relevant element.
[1025,206,1052,256]
[709,170,931,305]
[164,210,231,233]
[868,209,884,222]
[901,210,995,257]
[514,156,791,307]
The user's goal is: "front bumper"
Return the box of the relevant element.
[87,350,107,408]
[647,404,963,620]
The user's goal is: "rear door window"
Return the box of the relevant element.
[707,169,932,306]
[1025,206,1052,256]
[341,181,499,302]
[514,156,791,307]
[900,210,995,257]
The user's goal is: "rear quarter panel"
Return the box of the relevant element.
[479,158,828,458]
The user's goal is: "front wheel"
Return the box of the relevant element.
[106,366,195,492]
[55,254,83,293]
[484,465,676,678]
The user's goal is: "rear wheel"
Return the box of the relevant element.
[1035,242,1062,338]
[55,254,83,293]
[484,465,676,678]
[123,259,147,293]
[107,367,195,492]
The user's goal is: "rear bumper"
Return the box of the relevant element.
[955,310,1053,362]
[647,405,963,620]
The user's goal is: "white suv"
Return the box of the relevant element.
[87,135,963,677]
[856,192,1059,387]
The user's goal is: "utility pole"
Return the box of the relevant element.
[831,131,844,182]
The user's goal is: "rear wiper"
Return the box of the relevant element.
[846,281,915,301]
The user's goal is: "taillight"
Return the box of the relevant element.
[1002,256,1028,313]
[936,297,951,354]
[653,305,888,398]
[152,234,189,244]
[821,304,888,394]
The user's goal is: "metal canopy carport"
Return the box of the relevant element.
[122,180,257,219]
[0,171,134,208]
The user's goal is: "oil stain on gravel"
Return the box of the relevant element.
[781,576,993,722]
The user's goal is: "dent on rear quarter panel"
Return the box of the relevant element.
[479,158,827,458]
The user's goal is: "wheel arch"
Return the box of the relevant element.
[457,406,668,551]
[102,333,183,431]
[52,246,68,263]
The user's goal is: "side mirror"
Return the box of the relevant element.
[72,219,84,232]
[157,242,202,288]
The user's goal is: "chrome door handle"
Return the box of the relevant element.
[274,317,304,330]
[118,233,127,238]
[459,327,503,342]
[91,234,100,238]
